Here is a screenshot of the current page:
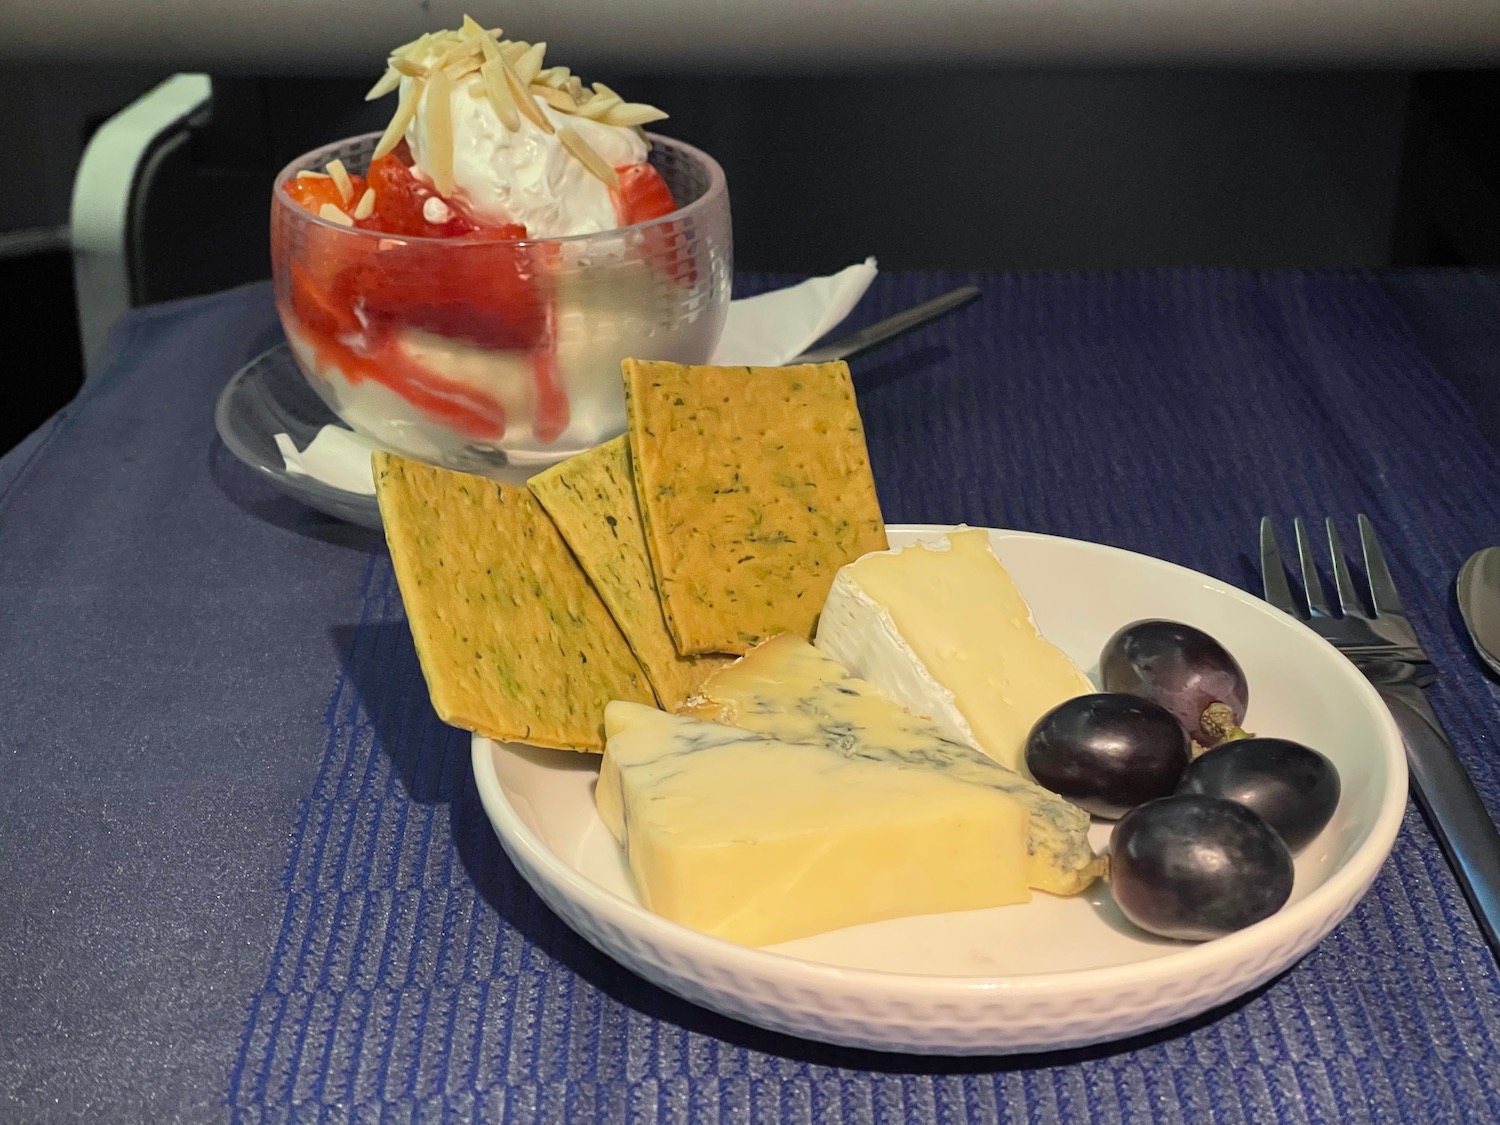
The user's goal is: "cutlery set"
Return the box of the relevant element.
[1258,516,1500,960]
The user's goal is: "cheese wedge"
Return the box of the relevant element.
[598,701,1031,947]
[815,529,1095,775]
[680,634,1103,895]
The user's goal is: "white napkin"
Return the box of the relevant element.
[708,256,877,366]
[275,429,383,496]
[274,257,877,493]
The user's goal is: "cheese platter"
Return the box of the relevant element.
[470,524,1406,1053]
[364,356,1406,1053]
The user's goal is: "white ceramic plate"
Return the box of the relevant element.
[470,525,1408,1054]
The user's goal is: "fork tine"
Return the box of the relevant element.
[1293,518,1331,615]
[1358,513,1406,615]
[1259,517,1299,614]
[1325,518,1364,617]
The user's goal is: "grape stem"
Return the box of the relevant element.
[1198,701,1252,748]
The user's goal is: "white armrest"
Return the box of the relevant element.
[70,73,212,378]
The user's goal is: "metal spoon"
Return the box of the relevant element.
[1457,546,1500,677]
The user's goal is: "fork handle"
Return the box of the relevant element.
[1379,682,1500,958]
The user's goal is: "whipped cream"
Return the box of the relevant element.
[405,79,648,238]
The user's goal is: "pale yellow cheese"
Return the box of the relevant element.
[599,701,1031,947]
[680,634,1103,895]
[815,529,1095,775]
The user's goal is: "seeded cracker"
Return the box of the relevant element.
[529,437,734,708]
[373,452,654,751]
[624,360,888,655]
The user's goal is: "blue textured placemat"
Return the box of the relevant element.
[6,270,1500,1124]
[226,270,1500,1124]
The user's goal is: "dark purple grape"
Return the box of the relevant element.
[1110,794,1293,941]
[1025,693,1192,819]
[1176,737,1340,854]
[1100,620,1250,747]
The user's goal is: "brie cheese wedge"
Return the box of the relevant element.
[815,528,1094,774]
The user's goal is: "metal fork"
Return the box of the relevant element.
[1260,515,1500,958]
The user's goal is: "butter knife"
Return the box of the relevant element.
[791,285,982,365]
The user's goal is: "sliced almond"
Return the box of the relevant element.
[325,158,355,205]
[353,187,376,221]
[296,169,331,180]
[502,54,553,134]
[444,58,481,82]
[532,84,580,112]
[393,31,433,59]
[477,32,509,89]
[377,20,660,153]
[423,68,456,195]
[539,68,583,100]
[372,76,423,160]
[318,203,354,227]
[601,102,669,128]
[557,125,618,188]
[435,36,480,70]
[514,41,547,85]
[576,91,622,120]
[480,58,521,131]
[365,67,402,101]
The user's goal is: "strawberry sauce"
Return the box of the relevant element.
[281,148,676,445]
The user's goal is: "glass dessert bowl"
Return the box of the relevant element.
[270,23,731,479]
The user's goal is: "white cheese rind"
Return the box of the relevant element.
[816,570,978,753]
[814,528,1095,775]
[598,701,1032,947]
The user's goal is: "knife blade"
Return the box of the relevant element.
[790,285,982,365]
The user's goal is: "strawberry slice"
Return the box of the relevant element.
[361,153,485,238]
[335,234,547,352]
[614,162,696,286]
[278,169,377,298]
[612,162,677,226]
[284,172,366,219]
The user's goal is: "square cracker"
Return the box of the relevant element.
[373,452,654,752]
[623,359,888,655]
[529,436,732,709]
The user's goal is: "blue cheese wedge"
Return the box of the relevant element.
[679,634,1102,895]
[815,528,1095,775]
[597,701,1032,947]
